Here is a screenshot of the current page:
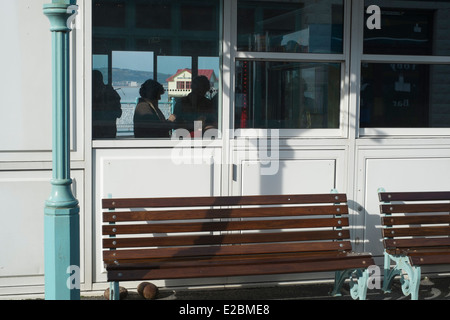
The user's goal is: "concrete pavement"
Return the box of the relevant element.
[85,275,450,300]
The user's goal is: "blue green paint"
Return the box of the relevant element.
[43,1,80,300]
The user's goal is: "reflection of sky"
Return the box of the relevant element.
[112,51,154,72]
[110,51,220,78]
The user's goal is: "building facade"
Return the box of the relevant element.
[1,0,450,297]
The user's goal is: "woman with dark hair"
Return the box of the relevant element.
[133,79,171,138]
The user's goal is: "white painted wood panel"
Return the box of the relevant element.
[0,170,84,294]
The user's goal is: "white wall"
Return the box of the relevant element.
[0,0,85,296]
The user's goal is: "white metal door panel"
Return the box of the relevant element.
[241,159,338,196]
[0,0,83,162]
[0,170,84,294]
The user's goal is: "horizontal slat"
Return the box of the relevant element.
[382,226,450,238]
[103,230,351,249]
[103,205,348,222]
[102,193,347,209]
[103,217,348,235]
[379,191,450,202]
[410,254,450,266]
[106,254,373,282]
[380,203,450,214]
[382,215,450,226]
[384,238,450,250]
[103,241,353,262]
[106,251,358,269]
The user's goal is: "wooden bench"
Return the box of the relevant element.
[378,189,450,300]
[102,192,375,300]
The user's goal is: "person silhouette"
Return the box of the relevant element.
[92,70,122,138]
[133,79,171,138]
[170,75,217,133]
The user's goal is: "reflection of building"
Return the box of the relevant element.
[166,69,218,99]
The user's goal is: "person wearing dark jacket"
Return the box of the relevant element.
[133,79,171,138]
[92,70,122,138]
[170,75,217,133]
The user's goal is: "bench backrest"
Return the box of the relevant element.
[102,193,352,264]
[379,191,450,253]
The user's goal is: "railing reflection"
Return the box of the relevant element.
[116,99,175,136]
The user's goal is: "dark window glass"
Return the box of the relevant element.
[181,4,216,31]
[360,63,450,128]
[93,1,126,28]
[364,0,450,56]
[235,61,341,129]
[136,3,172,29]
[237,0,344,54]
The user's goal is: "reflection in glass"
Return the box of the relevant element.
[235,61,341,129]
[360,63,450,128]
[92,0,221,138]
[237,0,344,53]
[364,0,450,56]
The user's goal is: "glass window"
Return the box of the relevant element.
[361,63,450,128]
[237,0,344,54]
[235,61,341,129]
[361,1,450,132]
[364,0,450,56]
[92,0,221,139]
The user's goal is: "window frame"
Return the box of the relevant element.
[232,0,352,139]
[91,0,224,144]
[356,0,450,137]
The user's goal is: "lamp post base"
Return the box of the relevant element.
[44,206,80,300]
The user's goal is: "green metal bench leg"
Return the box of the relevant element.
[332,270,351,297]
[349,269,369,300]
[332,269,369,300]
[110,282,120,300]
[383,252,421,300]
[404,265,421,300]
[383,250,401,293]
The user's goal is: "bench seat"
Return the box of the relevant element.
[379,190,450,299]
[103,192,374,300]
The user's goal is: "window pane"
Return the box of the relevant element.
[92,0,221,139]
[364,0,450,56]
[235,61,341,129]
[93,0,125,28]
[360,63,450,128]
[237,0,344,53]
[112,51,154,136]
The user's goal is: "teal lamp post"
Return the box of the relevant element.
[43,0,80,300]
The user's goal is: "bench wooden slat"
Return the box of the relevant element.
[382,214,450,226]
[380,203,450,214]
[105,251,359,270]
[410,254,450,266]
[105,251,358,269]
[103,205,348,222]
[382,226,450,238]
[103,229,350,249]
[103,241,353,262]
[106,254,371,282]
[384,238,450,250]
[103,217,349,235]
[102,193,347,209]
[379,191,450,202]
